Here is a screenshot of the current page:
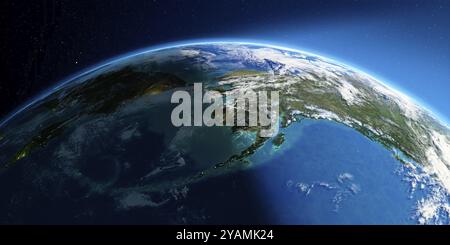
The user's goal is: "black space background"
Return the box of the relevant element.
[0,0,402,119]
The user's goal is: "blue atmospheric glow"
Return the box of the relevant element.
[1,39,449,128]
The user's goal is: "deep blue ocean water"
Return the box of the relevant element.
[248,119,420,224]
[180,119,429,224]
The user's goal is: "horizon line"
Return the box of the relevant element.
[1,38,449,129]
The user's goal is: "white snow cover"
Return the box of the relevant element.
[336,80,363,105]
[304,105,341,121]
[214,44,450,194]
[216,44,425,113]
[173,44,450,221]
[204,44,450,203]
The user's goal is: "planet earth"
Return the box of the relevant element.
[0,42,449,224]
